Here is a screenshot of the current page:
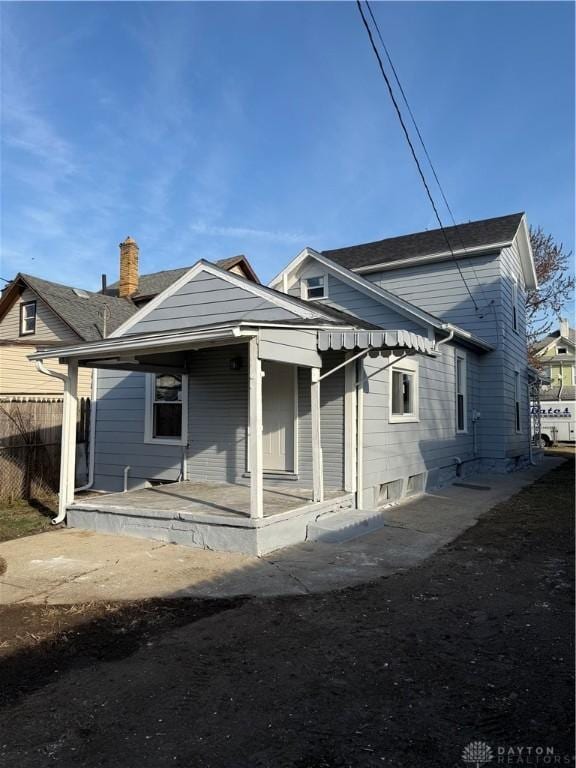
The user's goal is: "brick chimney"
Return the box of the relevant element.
[118,236,139,297]
[559,317,570,339]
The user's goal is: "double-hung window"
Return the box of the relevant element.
[514,371,522,433]
[145,373,188,445]
[455,351,467,433]
[20,301,37,335]
[301,275,327,300]
[389,359,419,423]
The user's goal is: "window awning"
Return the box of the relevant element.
[317,329,436,355]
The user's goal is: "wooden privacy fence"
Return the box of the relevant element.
[0,397,90,503]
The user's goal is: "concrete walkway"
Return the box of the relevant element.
[0,458,563,603]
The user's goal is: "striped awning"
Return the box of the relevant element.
[317,329,436,355]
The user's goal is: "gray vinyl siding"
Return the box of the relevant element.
[94,344,345,492]
[366,254,501,345]
[186,347,344,488]
[129,271,302,335]
[93,369,183,492]
[500,242,531,456]
[361,342,480,501]
[289,265,427,333]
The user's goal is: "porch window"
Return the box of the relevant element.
[389,359,419,423]
[144,373,188,445]
[20,301,37,335]
[301,275,327,300]
[455,351,467,433]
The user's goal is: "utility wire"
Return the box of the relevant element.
[365,0,496,319]
[363,0,499,337]
[355,0,479,311]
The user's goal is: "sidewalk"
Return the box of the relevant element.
[0,457,564,603]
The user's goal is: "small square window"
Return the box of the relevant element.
[20,301,37,335]
[389,360,419,423]
[557,347,567,355]
[302,276,327,300]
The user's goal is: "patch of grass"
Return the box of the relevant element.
[0,498,56,543]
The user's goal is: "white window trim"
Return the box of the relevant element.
[455,349,468,434]
[511,276,519,333]
[20,300,37,336]
[514,370,522,433]
[389,356,419,424]
[300,274,328,301]
[144,373,188,445]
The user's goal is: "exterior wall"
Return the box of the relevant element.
[499,242,531,458]
[363,248,531,463]
[0,288,81,343]
[185,346,345,488]
[129,271,302,336]
[93,369,184,492]
[287,263,427,333]
[360,342,481,507]
[93,345,346,493]
[0,288,90,397]
[0,346,91,397]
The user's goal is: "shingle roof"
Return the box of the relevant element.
[322,212,525,271]
[540,385,576,402]
[106,256,259,300]
[20,274,136,342]
[533,326,576,352]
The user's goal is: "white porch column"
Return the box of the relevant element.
[57,359,79,519]
[249,337,263,519]
[311,367,324,503]
[344,354,358,493]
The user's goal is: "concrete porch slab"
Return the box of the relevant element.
[0,457,564,603]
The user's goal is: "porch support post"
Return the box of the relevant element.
[344,353,357,493]
[249,337,263,519]
[57,359,79,520]
[311,367,324,503]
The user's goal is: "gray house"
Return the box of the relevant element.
[31,212,539,555]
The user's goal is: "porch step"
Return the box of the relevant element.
[306,507,390,544]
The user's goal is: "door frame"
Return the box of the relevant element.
[247,364,299,475]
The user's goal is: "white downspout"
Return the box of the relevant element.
[435,328,454,350]
[36,362,97,494]
[75,368,97,492]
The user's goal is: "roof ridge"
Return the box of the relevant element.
[322,212,525,255]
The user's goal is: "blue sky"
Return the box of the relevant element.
[1,1,574,290]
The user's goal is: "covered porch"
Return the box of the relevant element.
[68,481,354,556]
[30,321,436,555]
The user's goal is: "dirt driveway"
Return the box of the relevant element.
[1,456,574,768]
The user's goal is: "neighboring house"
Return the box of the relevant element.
[531,318,575,445]
[0,274,133,399]
[533,318,575,401]
[0,239,257,399]
[31,212,539,556]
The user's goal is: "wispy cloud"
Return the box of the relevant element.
[189,222,308,244]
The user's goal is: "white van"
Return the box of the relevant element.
[532,402,575,446]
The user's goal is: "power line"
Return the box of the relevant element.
[364,0,497,320]
[355,0,479,311]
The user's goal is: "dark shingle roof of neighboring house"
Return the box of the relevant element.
[20,274,136,341]
[322,212,525,271]
[533,326,576,353]
[105,256,259,301]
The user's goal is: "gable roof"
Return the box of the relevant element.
[105,255,259,301]
[322,212,525,271]
[534,326,576,354]
[0,273,136,342]
[108,260,358,339]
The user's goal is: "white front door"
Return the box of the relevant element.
[262,362,295,472]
